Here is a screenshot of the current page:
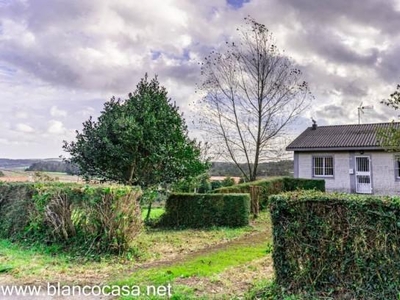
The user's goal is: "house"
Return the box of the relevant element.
[286,121,400,195]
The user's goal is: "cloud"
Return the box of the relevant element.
[15,123,34,133]
[47,120,66,134]
[50,105,67,117]
[14,110,28,119]
[0,0,400,158]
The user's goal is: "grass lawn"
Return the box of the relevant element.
[0,212,274,299]
[141,207,165,220]
[114,234,271,299]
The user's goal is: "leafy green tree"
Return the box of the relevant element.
[63,75,208,188]
[379,84,400,151]
[171,173,211,193]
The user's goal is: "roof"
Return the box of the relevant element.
[286,122,400,151]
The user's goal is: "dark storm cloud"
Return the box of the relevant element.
[339,82,368,98]
[377,44,400,84]
[1,0,400,157]
[316,104,345,119]
[1,46,80,88]
[279,0,400,36]
[300,27,380,66]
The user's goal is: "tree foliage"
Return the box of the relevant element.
[63,75,208,187]
[381,84,400,110]
[378,84,400,151]
[198,17,312,181]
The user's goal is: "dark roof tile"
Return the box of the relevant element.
[286,122,400,151]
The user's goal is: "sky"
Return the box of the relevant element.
[1,0,400,158]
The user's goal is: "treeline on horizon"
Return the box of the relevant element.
[28,160,294,177]
[25,161,80,175]
[210,160,293,177]
[0,159,293,178]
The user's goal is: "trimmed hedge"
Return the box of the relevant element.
[215,177,325,208]
[0,182,142,254]
[160,193,250,228]
[269,190,400,299]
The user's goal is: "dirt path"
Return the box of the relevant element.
[128,230,270,273]
[1,230,272,299]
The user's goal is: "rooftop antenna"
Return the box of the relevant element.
[358,102,374,124]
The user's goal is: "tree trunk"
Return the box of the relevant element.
[145,201,153,223]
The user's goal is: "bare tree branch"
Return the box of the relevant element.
[197,17,312,181]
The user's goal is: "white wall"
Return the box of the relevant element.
[367,151,400,195]
[297,152,351,193]
[296,151,400,195]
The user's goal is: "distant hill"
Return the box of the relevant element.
[0,158,61,170]
[0,158,293,178]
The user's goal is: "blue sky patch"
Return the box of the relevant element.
[227,0,250,9]
[0,65,16,77]
[151,50,162,60]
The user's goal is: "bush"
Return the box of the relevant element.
[215,176,324,208]
[210,180,222,190]
[159,193,250,228]
[0,182,142,254]
[0,182,34,237]
[198,176,212,193]
[282,177,325,192]
[221,176,235,187]
[269,190,400,299]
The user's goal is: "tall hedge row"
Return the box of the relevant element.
[0,182,142,254]
[269,190,400,299]
[215,177,325,208]
[160,193,250,228]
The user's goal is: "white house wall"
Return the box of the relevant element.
[297,152,351,193]
[366,151,399,195]
[295,151,400,195]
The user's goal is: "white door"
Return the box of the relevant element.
[355,156,372,194]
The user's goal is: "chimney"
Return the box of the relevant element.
[311,118,317,130]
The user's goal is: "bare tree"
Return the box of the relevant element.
[197,17,313,182]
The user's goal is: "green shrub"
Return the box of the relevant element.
[0,182,142,254]
[159,193,250,228]
[198,176,212,193]
[269,190,400,299]
[210,180,222,190]
[282,177,325,192]
[221,176,235,187]
[215,177,324,208]
[0,182,35,237]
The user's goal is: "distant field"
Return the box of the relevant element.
[0,169,80,183]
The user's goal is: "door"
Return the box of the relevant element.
[355,156,372,194]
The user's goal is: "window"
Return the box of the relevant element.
[313,156,334,177]
[395,155,400,178]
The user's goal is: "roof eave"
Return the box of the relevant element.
[286,146,384,152]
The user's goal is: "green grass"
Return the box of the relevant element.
[0,239,70,279]
[141,207,165,220]
[0,211,273,299]
[114,240,269,299]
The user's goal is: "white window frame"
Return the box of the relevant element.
[313,156,334,178]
